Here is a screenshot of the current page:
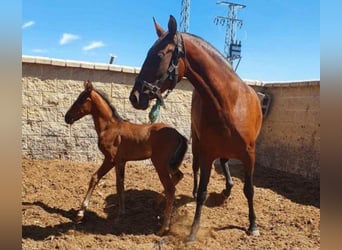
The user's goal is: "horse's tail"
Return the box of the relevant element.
[169,132,188,172]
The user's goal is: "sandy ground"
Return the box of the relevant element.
[22,158,320,249]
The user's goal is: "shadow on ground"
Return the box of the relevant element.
[213,161,320,208]
[22,189,194,241]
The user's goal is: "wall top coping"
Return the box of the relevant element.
[22,55,320,87]
[22,55,141,74]
[263,80,320,87]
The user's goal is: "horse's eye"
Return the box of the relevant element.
[157,52,165,59]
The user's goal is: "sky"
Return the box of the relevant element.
[22,0,320,82]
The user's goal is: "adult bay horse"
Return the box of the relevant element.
[65,80,188,235]
[129,15,263,241]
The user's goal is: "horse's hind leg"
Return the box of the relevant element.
[115,162,126,215]
[75,158,113,222]
[220,158,234,198]
[241,149,259,236]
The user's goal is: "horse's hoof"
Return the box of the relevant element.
[222,189,231,198]
[192,191,197,199]
[156,228,166,236]
[247,227,260,236]
[187,234,196,242]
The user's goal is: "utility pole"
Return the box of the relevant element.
[214,1,246,71]
[180,0,190,32]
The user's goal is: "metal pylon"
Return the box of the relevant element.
[180,0,190,32]
[214,1,246,71]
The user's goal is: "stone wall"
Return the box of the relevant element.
[22,56,320,179]
[22,56,193,163]
[255,81,320,179]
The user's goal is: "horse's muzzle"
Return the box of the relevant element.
[129,90,149,110]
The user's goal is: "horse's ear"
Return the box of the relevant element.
[168,15,177,36]
[153,17,165,37]
[84,80,93,91]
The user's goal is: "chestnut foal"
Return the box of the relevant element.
[65,80,188,235]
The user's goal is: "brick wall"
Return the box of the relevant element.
[22,56,320,179]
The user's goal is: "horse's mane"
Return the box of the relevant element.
[94,88,126,122]
[182,32,235,72]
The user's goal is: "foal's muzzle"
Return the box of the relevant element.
[64,113,74,124]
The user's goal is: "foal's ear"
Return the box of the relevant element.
[153,17,165,37]
[84,80,93,91]
[168,15,177,36]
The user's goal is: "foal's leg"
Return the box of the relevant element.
[220,158,234,198]
[155,169,183,209]
[115,162,126,215]
[75,158,113,222]
[152,159,176,236]
[154,169,183,208]
[189,157,212,242]
[171,169,184,186]
[241,149,259,236]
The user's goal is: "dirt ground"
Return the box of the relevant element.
[22,158,320,250]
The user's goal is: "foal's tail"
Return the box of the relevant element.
[169,132,188,172]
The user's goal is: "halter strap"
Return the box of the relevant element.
[168,32,185,90]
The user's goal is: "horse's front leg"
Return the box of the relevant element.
[241,149,259,236]
[115,162,126,215]
[75,157,114,222]
[192,155,199,198]
[189,157,212,242]
[192,134,200,198]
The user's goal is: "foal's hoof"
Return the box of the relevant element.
[74,210,84,223]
